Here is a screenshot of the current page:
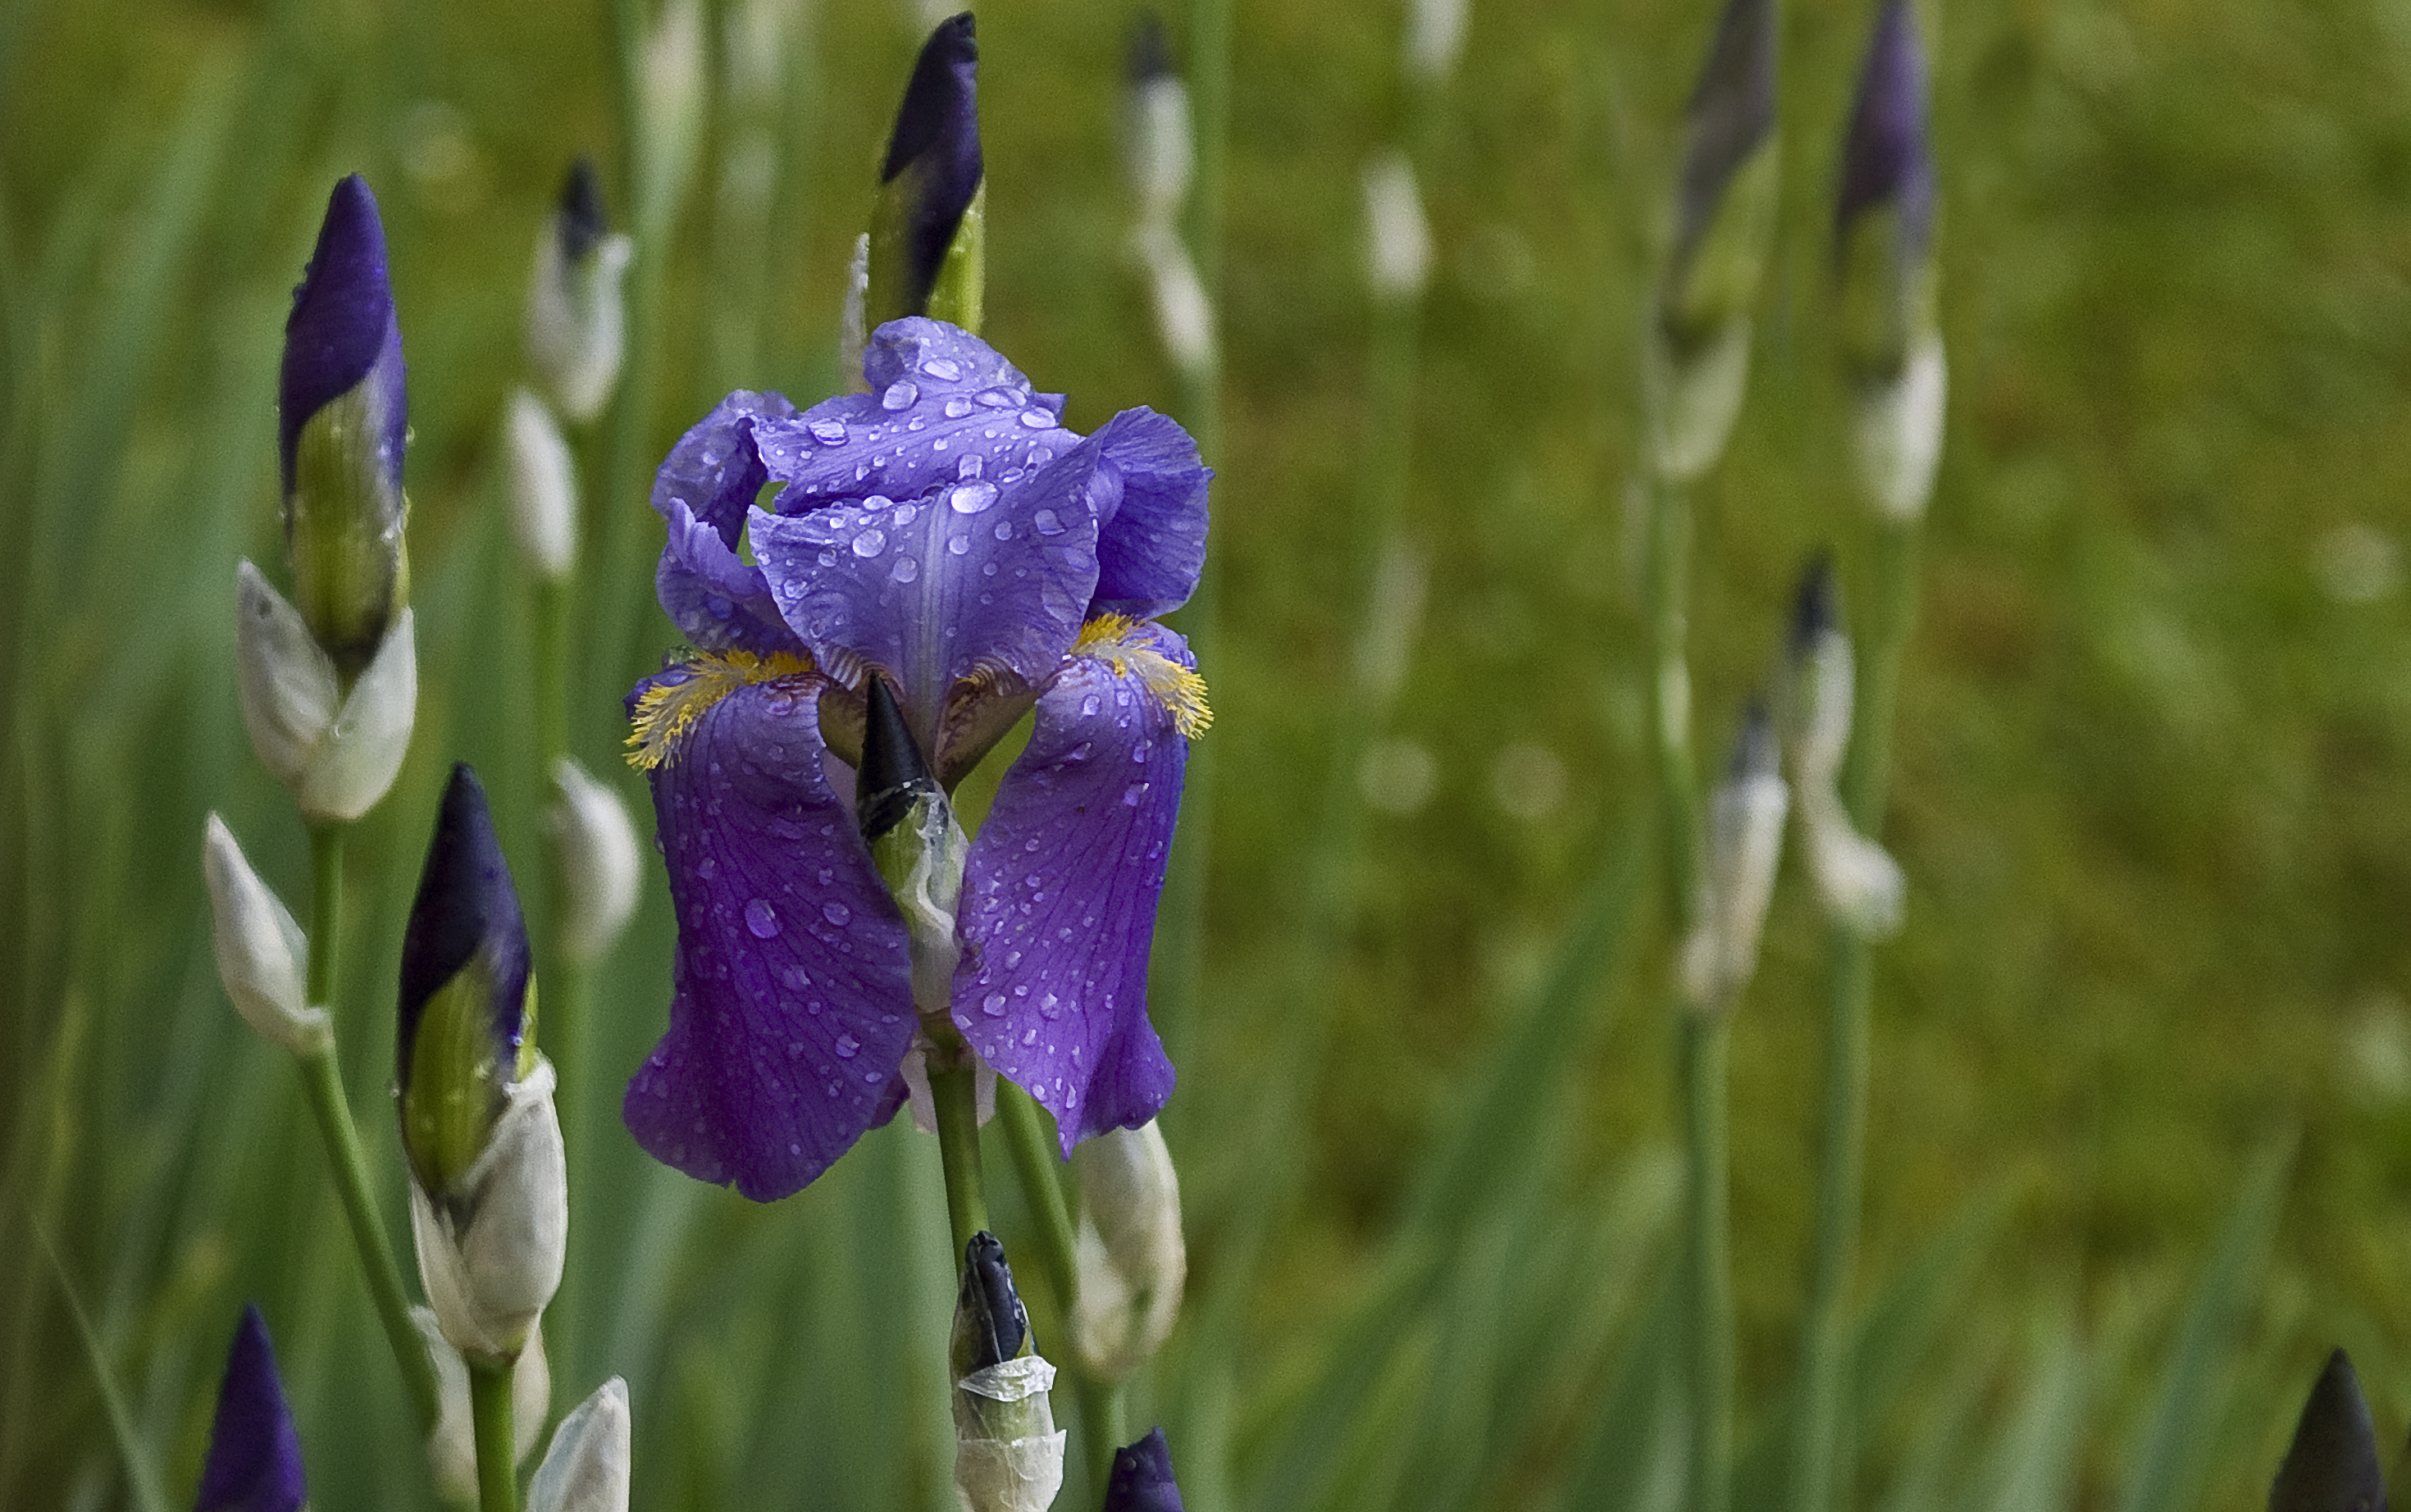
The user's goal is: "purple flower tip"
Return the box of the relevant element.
[2270,1349,2387,1512]
[881,14,982,313]
[1103,1428,1186,1512]
[1675,0,1778,259]
[398,763,531,1088]
[1836,0,1935,261]
[280,175,404,497]
[1787,548,1839,658]
[559,155,609,262]
[195,1305,306,1512]
[1128,11,1174,85]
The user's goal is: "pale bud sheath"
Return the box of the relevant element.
[235,561,417,822]
[410,1056,568,1363]
[1361,148,1433,303]
[1853,332,1946,522]
[1679,709,1788,1013]
[549,758,642,962]
[839,233,873,394]
[526,222,632,426]
[1405,0,1469,84]
[419,1306,549,1502]
[952,1234,1067,1512]
[1072,1121,1187,1381]
[507,389,580,580]
[527,1377,633,1512]
[1124,72,1194,233]
[203,815,328,1055]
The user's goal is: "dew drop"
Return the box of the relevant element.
[851,527,887,558]
[745,899,781,938]
[881,379,918,411]
[1123,781,1149,806]
[1080,694,1103,717]
[697,855,719,878]
[921,356,963,381]
[1019,408,1058,430]
[947,534,972,556]
[891,556,920,584]
[957,454,985,480]
[823,900,853,926]
[1032,508,1064,537]
[809,418,849,444]
[982,991,1009,1017]
[949,480,1000,514]
[943,396,974,418]
[834,1033,862,1059]
[977,386,1021,408]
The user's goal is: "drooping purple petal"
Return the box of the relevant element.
[280,175,404,499]
[953,621,1196,1152]
[1089,408,1211,621]
[623,668,917,1202]
[196,1305,306,1512]
[652,391,807,655]
[752,431,1108,736]
[1836,0,1935,262]
[753,320,1076,519]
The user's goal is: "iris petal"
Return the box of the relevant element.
[623,667,916,1201]
[1089,408,1212,621]
[652,390,804,654]
[952,619,1197,1152]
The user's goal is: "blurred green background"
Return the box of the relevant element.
[7,0,2411,1507]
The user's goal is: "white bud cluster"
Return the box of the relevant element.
[201,815,329,1055]
[1071,1121,1187,1381]
[410,1058,568,1364]
[235,562,416,823]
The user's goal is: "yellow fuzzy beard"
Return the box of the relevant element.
[625,649,815,770]
[1070,614,1212,740]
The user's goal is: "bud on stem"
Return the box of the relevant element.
[868,14,984,330]
[950,1233,1067,1512]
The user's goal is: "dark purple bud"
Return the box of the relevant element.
[877,13,982,318]
[279,175,404,501]
[558,155,610,264]
[1128,11,1175,86]
[1836,0,1935,264]
[1788,549,1839,661]
[956,1232,1029,1373]
[1673,0,1778,263]
[195,1305,306,1512]
[856,675,937,845]
[2270,1350,2389,1512]
[398,762,530,1118]
[1104,1428,1187,1512]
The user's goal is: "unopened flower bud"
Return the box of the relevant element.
[235,561,417,822]
[419,1307,549,1502]
[1404,0,1469,85]
[1123,18,1192,229]
[1072,1121,1186,1381]
[869,14,984,330]
[202,814,327,1056]
[1802,799,1903,938]
[1103,1428,1187,1512]
[1679,699,1787,1014]
[527,1377,632,1512]
[2270,1350,2386,1512]
[1853,331,1946,523]
[859,676,968,1015]
[1780,553,1853,794]
[507,389,580,580]
[950,1233,1066,1512]
[526,159,634,425]
[1361,148,1432,304]
[280,175,410,680]
[549,758,641,962]
[399,765,563,1362]
[196,1306,307,1512]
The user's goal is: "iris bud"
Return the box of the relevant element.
[234,561,417,822]
[1648,0,1779,483]
[195,1305,307,1512]
[2270,1350,2386,1512]
[202,814,328,1056]
[1124,20,1215,378]
[1103,1428,1188,1512]
[549,758,642,963]
[868,14,984,331]
[1361,148,1433,305]
[399,764,563,1363]
[1071,1120,1187,1382]
[949,1233,1067,1512]
[506,388,580,581]
[526,1377,633,1512]
[1779,555,1903,938]
[858,676,969,1018]
[418,1306,549,1502]
[280,175,410,680]
[1679,699,1787,1014]
[526,159,633,426]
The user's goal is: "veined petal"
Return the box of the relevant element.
[622,665,916,1201]
[752,432,1106,737]
[953,618,1206,1152]
[651,390,804,654]
[1089,409,1210,622]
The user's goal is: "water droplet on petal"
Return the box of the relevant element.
[949,480,1000,515]
[881,379,918,411]
[948,534,972,556]
[1032,508,1064,536]
[978,386,1021,408]
[697,855,719,878]
[809,418,849,444]
[823,900,852,926]
[891,556,919,584]
[852,527,886,558]
[957,454,984,480]
[1080,694,1103,717]
[943,396,974,418]
[834,1033,861,1059]
[745,899,781,938]
[982,991,1008,1017]
[1019,408,1058,430]
[993,520,1014,541]
[1123,781,1149,805]
[921,356,963,381]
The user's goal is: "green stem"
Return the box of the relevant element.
[299,825,442,1432]
[927,1047,991,1262]
[468,1358,521,1512]
[1078,1372,1129,1496]
[1644,473,1701,925]
[1790,518,1921,1512]
[533,575,570,783]
[1679,1012,1732,1512]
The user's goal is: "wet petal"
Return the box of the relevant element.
[1089,408,1210,621]
[622,668,916,1201]
[751,435,1106,734]
[651,390,803,654]
[752,318,1076,521]
[953,620,1202,1151]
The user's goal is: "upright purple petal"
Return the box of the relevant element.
[624,668,917,1201]
[1836,0,1935,262]
[280,175,403,499]
[1088,408,1211,622]
[752,430,1107,736]
[652,391,807,655]
[954,621,1201,1151]
[196,1305,306,1512]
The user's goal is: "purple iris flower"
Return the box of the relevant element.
[195,1305,306,1512]
[624,317,1210,1202]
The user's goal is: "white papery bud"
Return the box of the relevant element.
[1645,316,1753,485]
[507,389,579,581]
[1853,331,1946,522]
[1788,627,1855,796]
[1679,707,1788,1014]
[1362,149,1432,303]
[526,231,633,427]
[549,758,640,962]
[201,814,328,1055]
[1803,794,1904,938]
[1405,0,1470,84]
[528,1378,632,1512]
[1071,1121,1186,1382]
[1125,74,1194,230]
[410,1058,567,1363]
[953,1356,1066,1512]
[1135,228,1217,380]
[840,233,872,394]
[419,1307,549,1502]
[235,562,417,823]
